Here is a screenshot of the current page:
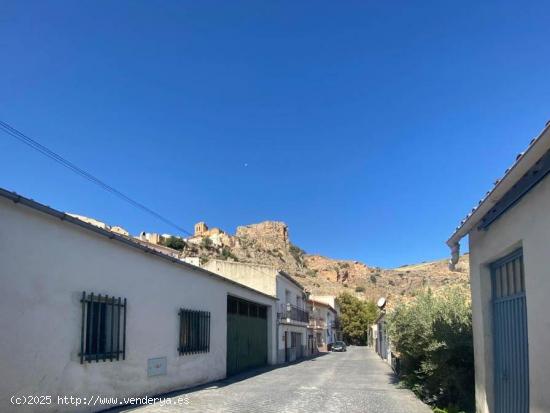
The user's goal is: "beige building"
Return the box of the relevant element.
[0,188,277,413]
[447,121,550,413]
[186,221,232,247]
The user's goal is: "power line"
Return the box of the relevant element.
[0,120,193,236]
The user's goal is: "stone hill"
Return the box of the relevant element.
[166,220,470,302]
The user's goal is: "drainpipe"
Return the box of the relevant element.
[448,241,460,271]
[275,301,280,364]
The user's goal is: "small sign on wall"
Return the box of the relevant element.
[147,357,167,377]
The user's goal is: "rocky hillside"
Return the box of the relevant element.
[171,221,470,302]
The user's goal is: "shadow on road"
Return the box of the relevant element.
[110,352,329,412]
[386,371,400,385]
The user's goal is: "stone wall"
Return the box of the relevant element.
[236,221,289,250]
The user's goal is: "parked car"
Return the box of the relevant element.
[331,341,347,352]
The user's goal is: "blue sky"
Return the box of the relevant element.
[1,1,549,267]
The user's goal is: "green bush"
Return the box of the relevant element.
[162,236,186,251]
[387,288,474,412]
[355,286,365,292]
[433,407,467,413]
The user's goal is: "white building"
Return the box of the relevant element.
[371,310,398,372]
[307,298,338,351]
[196,260,310,363]
[447,121,550,413]
[276,270,310,362]
[0,188,277,412]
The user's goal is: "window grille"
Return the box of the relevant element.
[227,296,267,319]
[491,250,525,299]
[178,309,210,355]
[79,291,127,364]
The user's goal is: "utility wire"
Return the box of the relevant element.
[0,120,193,236]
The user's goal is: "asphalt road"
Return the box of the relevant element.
[120,346,431,413]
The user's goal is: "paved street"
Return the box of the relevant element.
[121,346,430,413]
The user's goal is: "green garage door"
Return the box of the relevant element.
[227,296,268,376]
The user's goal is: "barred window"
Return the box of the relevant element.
[79,291,127,364]
[227,296,267,319]
[178,309,210,355]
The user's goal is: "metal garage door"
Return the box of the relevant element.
[227,296,268,376]
[491,249,529,413]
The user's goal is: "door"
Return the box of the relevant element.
[284,331,288,362]
[296,332,303,358]
[491,249,529,413]
[227,296,268,376]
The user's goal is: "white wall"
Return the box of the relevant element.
[276,275,303,308]
[469,173,550,413]
[0,198,276,412]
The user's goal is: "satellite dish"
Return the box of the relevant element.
[377,297,386,309]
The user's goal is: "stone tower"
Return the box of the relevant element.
[194,221,208,236]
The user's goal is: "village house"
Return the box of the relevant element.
[306,297,339,351]
[0,187,277,413]
[447,121,550,413]
[191,259,310,363]
[370,298,399,373]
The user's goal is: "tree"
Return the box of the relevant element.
[162,236,186,251]
[336,292,378,345]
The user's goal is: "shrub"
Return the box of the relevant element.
[355,286,365,293]
[370,274,377,284]
[162,236,186,251]
[433,407,467,413]
[201,237,213,248]
[220,247,238,261]
[289,244,305,261]
[387,288,474,412]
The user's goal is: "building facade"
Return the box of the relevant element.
[371,310,399,372]
[196,260,309,363]
[0,188,277,413]
[307,298,338,351]
[447,122,550,413]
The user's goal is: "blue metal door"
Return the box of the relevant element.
[491,249,529,413]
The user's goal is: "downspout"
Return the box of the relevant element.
[448,241,460,271]
[275,300,279,364]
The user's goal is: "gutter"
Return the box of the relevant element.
[446,121,550,269]
[0,187,277,301]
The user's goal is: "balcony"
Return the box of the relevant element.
[279,303,309,324]
[308,317,327,329]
